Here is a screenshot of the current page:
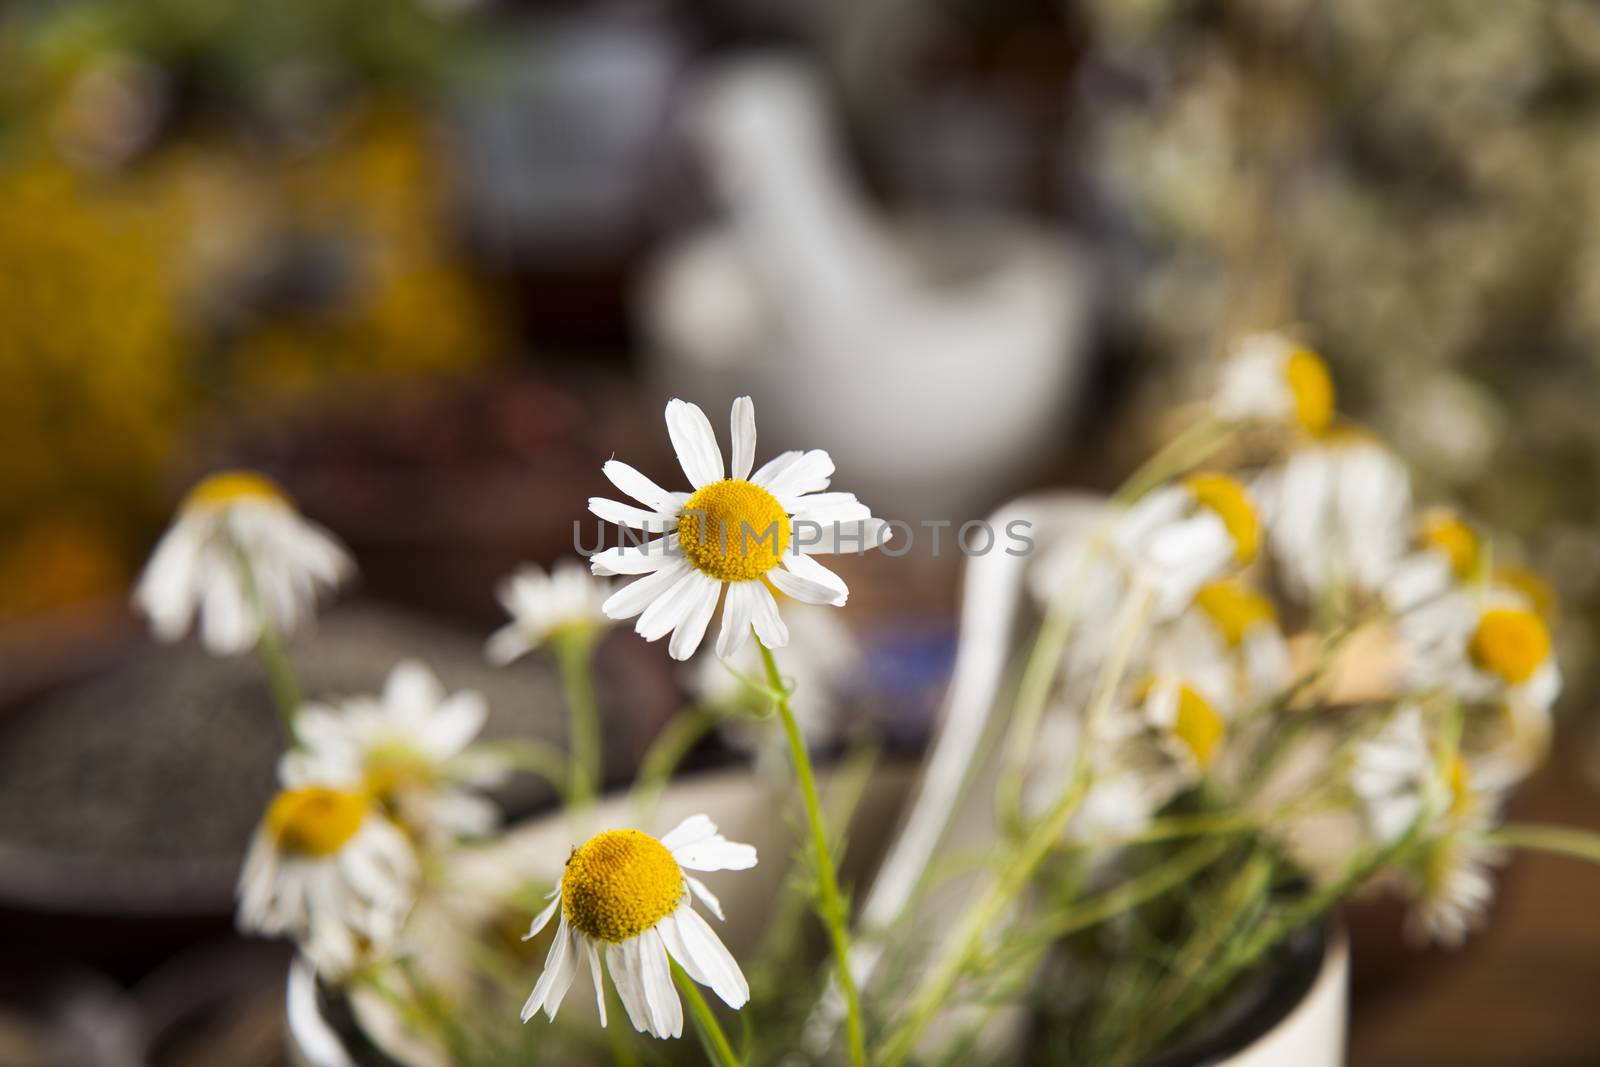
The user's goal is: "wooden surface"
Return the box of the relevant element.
[1347,754,1600,1066]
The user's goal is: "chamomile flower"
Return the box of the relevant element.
[1137,667,1234,775]
[134,470,354,654]
[1383,508,1483,614]
[1350,704,1436,844]
[587,397,888,661]
[1214,332,1336,435]
[486,560,614,665]
[1255,429,1412,605]
[520,815,756,1039]
[237,784,418,978]
[281,661,508,843]
[1033,471,1262,632]
[1401,581,1560,721]
[1181,579,1292,705]
[1405,764,1506,947]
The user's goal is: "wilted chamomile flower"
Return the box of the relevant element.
[1134,666,1234,775]
[134,471,353,654]
[280,661,508,844]
[521,815,756,1038]
[485,560,614,665]
[1213,332,1336,436]
[1350,709,1507,945]
[587,396,889,661]
[1179,579,1292,706]
[237,784,418,978]
[1384,508,1484,613]
[1254,429,1412,605]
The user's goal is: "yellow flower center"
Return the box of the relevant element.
[183,470,290,512]
[1495,565,1559,628]
[1194,579,1276,647]
[561,829,684,943]
[678,479,790,583]
[1417,511,1479,579]
[1285,347,1334,434]
[1469,607,1550,685]
[266,786,368,857]
[1184,472,1260,564]
[1173,685,1226,769]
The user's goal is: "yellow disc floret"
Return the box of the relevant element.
[1445,755,1473,820]
[1184,472,1260,564]
[184,470,290,512]
[267,786,368,857]
[1469,607,1550,685]
[678,479,790,582]
[1285,348,1335,434]
[1194,579,1276,647]
[1417,510,1479,579]
[1173,685,1226,769]
[561,829,684,943]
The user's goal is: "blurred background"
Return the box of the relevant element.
[3,0,1600,1063]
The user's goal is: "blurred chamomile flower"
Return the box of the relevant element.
[280,661,508,844]
[134,470,353,654]
[486,560,614,665]
[237,784,418,978]
[1214,332,1336,435]
[1255,429,1412,605]
[587,397,889,661]
[520,815,756,1038]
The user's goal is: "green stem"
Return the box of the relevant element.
[882,589,1153,1067]
[1110,416,1236,507]
[758,641,867,1067]
[554,631,603,807]
[232,547,303,746]
[1488,822,1600,864]
[673,963,742,1067]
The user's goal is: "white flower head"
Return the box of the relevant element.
[281,661,506,844]
[134,470,354,654]
[521,815,757,1039]
[1114,471,1262,617]
[1408,820,1505,948]
[1179,578,1292,707]
[1137,665,1234,775]
[1383,508,1483,615]
[1400,582,1560,718]
[1350,704,1437,845]
[237,784,418,979]
[486,560,614,665]
[588,397,889,661]
[1256,431,1412,605]
[1214,332,1335,435]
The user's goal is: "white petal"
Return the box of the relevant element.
[716,582,757,659]
[730,396,756,482]
[637,566,707,641]
[607,940,651,1035]
[780,553,848,606]
[665,399,724,489]
[684,875,724,920]
[668,573,722,662]
[523,884,563,940]
[750,449,803,488]
[589,497,679,532]
[761,449,833,500]
[384,660,444,715]
[672,906,750,1009]
[604,460,681,513]
[587,938,607,1027]
[591,536,679,577]
[657,911,714,988]
[660,814,717,851]
[602,559,690,619]
[747,579,790,649]
[485,624,530,666]
[522,920,579,1022]
[638,927,683,1039]
[673,836,758,873]
[418,691,488,759]
[767,564,842,607]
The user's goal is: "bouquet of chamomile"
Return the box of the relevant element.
[131,334,1600,1067]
